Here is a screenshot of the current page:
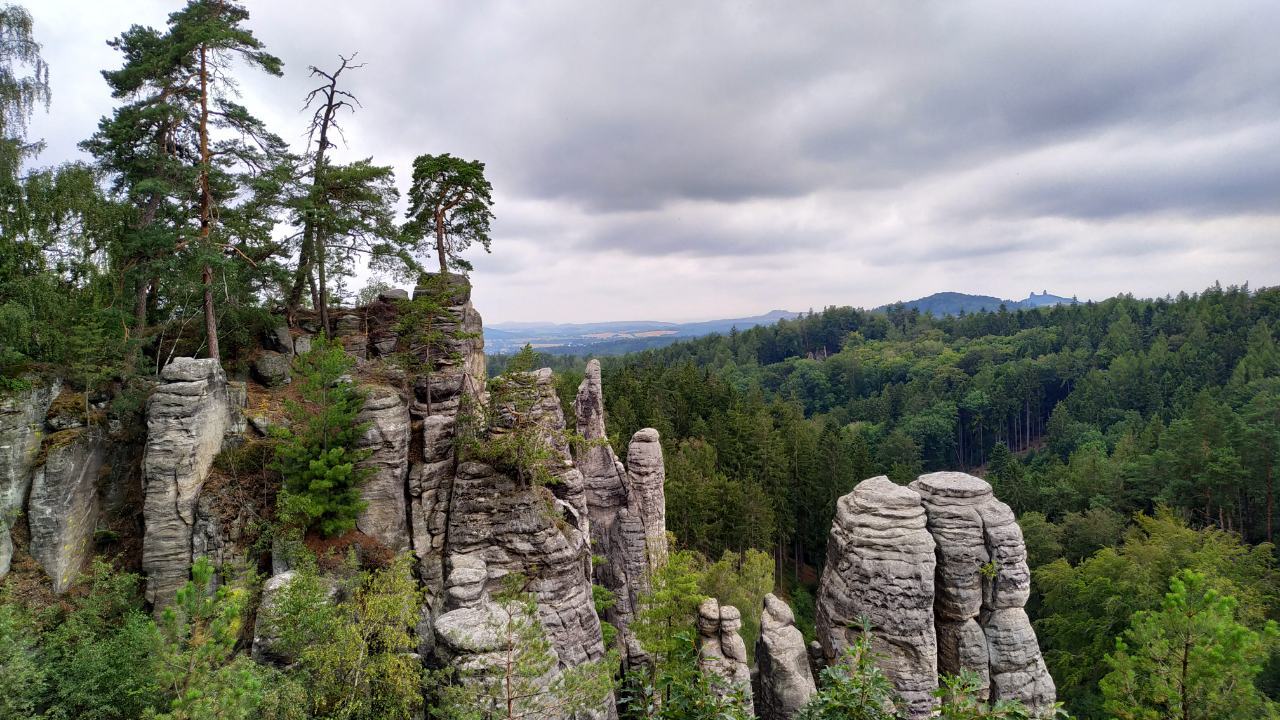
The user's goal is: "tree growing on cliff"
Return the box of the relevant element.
[1100,569,1279,720]
[285,54,399,332]
[402,153,494,275]
[85,0,288,360]
[271,336,372,536]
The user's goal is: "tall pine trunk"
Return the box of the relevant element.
[198,43,219,360]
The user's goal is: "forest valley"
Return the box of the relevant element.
[2,2,1280,720]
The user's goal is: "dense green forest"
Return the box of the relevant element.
[493,284,1280,717]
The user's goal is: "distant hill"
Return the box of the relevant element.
[484,309,800,355]
[485,292,1079,356]
[877,291,1076,316]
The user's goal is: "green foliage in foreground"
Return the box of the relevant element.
[795,623,1058,720]
[1034,509,1280,717]
[1101,570,1280,720]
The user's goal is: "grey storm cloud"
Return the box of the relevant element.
[27,0,1280,322]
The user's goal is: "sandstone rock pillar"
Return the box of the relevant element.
[910,471,1055,712]
[755,593,817,720]
[142,358,230,610]
[816,476,938,718]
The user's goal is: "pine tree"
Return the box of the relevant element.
[403,152,495,274]
[285,54,399,330]
[1100,569,1280,720]
[85,0,287,359]
[271,336,372,536]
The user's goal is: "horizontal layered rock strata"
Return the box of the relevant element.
[816,475,938,719]
[910,471,1054,712]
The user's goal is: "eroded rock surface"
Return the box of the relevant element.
[442,461,608,669]
[755,593,816,720]
[355,384,411,550]
[0,378,59,579]
[910,471,1054,712]
[574,359,669,667]
[816,475,938,718]
[142,358,231,610]
[698,598,754,713]
[28,429,105,593]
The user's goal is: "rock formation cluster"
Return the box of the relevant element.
[816,472,1054,718]
[0,274,1058,719]
[575,359,669,667]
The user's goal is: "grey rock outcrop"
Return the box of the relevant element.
[355,384,411,550]
[910,471,1054,712]
[252,570,339,665]
[574,359,669,667]
[755,594,816,720]
[816,476,938,718]
[403,274,487,606]
[433,460,615,718]
[252,351,291,387]
[0,378,58,579]
[142,358,231,610]
[441,462,608,667]
[625,428,668,570]
[268,326,294,354]
[28,429,105,593]
[698,598,754,713]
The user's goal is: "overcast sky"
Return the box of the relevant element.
[28,1,1280,323]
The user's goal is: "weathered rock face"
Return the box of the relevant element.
[0,378,59,579]
[817,472,1055,716]
[755,594,816,720]
[816,475,938,719]
[28,429,105,593]
[698,598,754,713]
[252,570,339,665]
[575,360,628,537]
[433,460,615,718]
[910,471,1054,712]
[440,461,608,668]
[404,274,487,606]
[252,570,299,665]
[574,359,670,667]
[142,358,231,610]
[625,428,668,571]
[355,384,411,551]
[252,351,291,387]
[529,368,589,531]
